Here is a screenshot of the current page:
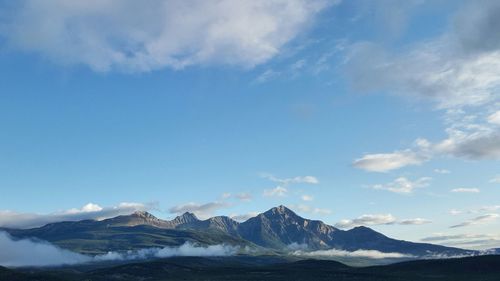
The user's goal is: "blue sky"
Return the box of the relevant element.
[0,0,499,249]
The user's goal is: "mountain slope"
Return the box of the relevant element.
[238,205,338,249]
[3,222,252,255]
[329,226,472,256]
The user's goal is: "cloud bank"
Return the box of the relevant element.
[348,0,500,172]
[0,231,239,267]
[335,214,431,228]
[450,213,499,228]
[292,248,413,259]
[0,231,90,267]
[0,202,153,229]
[0,0,333,72]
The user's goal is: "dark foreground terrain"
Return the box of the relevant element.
[1,255,500,281]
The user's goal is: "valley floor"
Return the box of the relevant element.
[1,255,500,281]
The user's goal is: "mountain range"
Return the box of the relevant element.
[2,205,476,257]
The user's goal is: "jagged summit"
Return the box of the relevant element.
[265,205,296,216]
[171,212,200,224]
[132,210,156,218]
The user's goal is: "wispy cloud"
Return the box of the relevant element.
[169,201,229,219]
[292,204,332,215]
[353,150,426,172]
[263,186,289,197]
[421,233,500,249]
[0,0,335,72]
[450,213,499,228]
[301,194,314,201]
[348,0,500,172]
[292,248,413,259]
[370,176,431,194]
[230,212,259,222]
[335,213,431,228]
[490,175,500,183]
[262,173,319,197]
[487,111,500,125]
[0,231,239,267]
[451,188,480,193]
[434,169,451,174]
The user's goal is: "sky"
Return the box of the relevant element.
[0,0,499,250]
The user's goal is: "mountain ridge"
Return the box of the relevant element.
[1,205,477,257]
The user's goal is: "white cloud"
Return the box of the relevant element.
[0,202,152,229]
[230,212,259,222]
[488,111,500,125]
[451,188,480,193]
[0,231,90,267]
[254,69,281,83]
[168,201,229,219]
[490,175,500,183]
[335,213,431,228]
[399,218,432,225]
[292,204,332,215]
[450,213,499,228]
[221,193,232,199]
[0,0,334,72]
[370,176,431,194]
[292,248,413,259]
[345,38,500,110]
[354,119,500,172]
[0,231,240,267]
[261,173,319,197]
[263,186,288,197]
[421,233,500,250]
[301,194,314,201]
[234,192,253,201]
[353,150,426,172]
[449,209,463,215]
[335,214,396,228]
[479,205,500,212]
[261,174,319,185]
[434,169,451,174]
[348,1,500,171]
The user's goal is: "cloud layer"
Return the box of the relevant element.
[0,231,239,267]
[0,231,90,267]
[0,202,152,229]
[349,0,500,172]
[0,0,332,72]
[292,248,413,259]
[335,213,431,229]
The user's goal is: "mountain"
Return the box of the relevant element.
[238,205,338,249]
[2,216,253,255]
[2,205,476,257]
[236,206,472,256]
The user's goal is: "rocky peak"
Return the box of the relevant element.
[171,212,199,225]
[132,211,156,219]
[264,205,299,219]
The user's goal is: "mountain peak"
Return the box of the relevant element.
[171,212,199,225]
[132,211,156,219]
[266,205,296,216]
[181,212,198,219]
